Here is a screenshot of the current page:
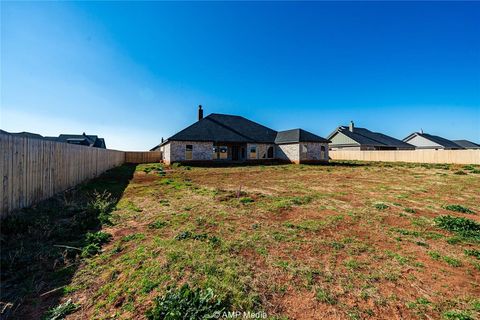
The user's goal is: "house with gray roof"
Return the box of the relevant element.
[1,130,106,148]
[152,106,330,164]
[403,132,463,150]
[327,122,415,150]
[49,133,106,148]
[452,140,480,150]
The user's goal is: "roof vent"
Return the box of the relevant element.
[349,121,354,132]
[198,105,203,121]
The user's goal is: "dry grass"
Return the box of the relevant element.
[2,161,480,319]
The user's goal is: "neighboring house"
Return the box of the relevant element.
[0,130,106,148]
[327,121,415,150]
[452,140,480,150]
[48,133,107,148]
[152,106,330,164]
[403,132,463,150]
[0,130,45,140]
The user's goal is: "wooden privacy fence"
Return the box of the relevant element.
[330,149,480,165]
[0,134,161,217]
[125,151,161,164]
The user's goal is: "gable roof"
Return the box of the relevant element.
[328,126,414,149]
[275,128,330,144]
[452,140,480,149]
[403,132,463,149]
[165,113,278,144]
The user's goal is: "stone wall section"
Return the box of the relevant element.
[276,143,300,163]
[165,141,213,164]
[300,142,329,161]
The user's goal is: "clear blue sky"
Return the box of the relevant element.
[1,1,479,150]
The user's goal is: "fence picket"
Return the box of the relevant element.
[0,133,161,217]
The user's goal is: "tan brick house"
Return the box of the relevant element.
[152,106,330,165]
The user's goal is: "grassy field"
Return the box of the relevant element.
[1,161,480,319]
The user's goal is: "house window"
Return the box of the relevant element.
[185,144,193,160]
[213,146,228,159]
[320,145,326,159]
[249,145,257,159]
[219,146,228,159]
[267,146,274,159]
[302,144,308,154]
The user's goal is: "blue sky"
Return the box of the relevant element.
[1,1,479,150]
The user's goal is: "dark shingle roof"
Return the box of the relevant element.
[328,126,414,149]
[55,134,106,148]
[452,140,480,149]
[275,129,330,144]
[167,113,278,143]
[403,132,463,149]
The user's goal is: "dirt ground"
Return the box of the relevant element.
[2,161,479,319]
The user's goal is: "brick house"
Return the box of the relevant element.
[152,106,330,164]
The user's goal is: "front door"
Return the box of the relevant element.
[232,146,239,161]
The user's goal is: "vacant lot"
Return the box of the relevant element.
[2,162,479,319]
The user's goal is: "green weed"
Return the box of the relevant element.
[428,251,441,260]
[443,256,462,267]
[145,284,231,320]
[442,310,473,320]
[464,249,480,259]
[443,205,474,214]
[315,288,337,305]
[344,258,361,270]
[88,190,115,225]
[122,233,145,242]
[239,197,254,204]
[374,203,389,210]
[85,231,112,246]
[149,220,168,229]
[43,299,79,319]
[434,215,480,241]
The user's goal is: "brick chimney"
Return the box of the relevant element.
[349,121,354,132]
[198,105,203,121]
